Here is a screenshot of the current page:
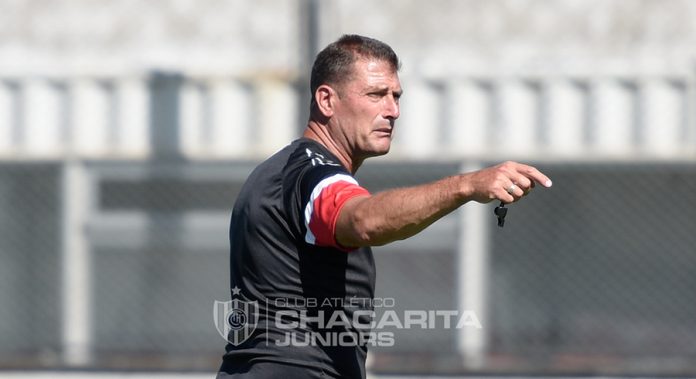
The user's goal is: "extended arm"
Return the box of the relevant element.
[335,161,552,247]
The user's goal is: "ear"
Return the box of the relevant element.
[314,84,337,118]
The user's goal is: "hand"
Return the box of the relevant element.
[464,161,552,204]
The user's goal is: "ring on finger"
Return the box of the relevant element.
[506,184,517,195]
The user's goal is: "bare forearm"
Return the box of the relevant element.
[337,175,468,247]
[335,161,553,248]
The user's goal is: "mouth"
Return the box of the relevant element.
[374,128,392,137]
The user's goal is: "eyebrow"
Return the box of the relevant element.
[366,86,403,96]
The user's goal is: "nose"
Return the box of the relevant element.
[384,94,400,120]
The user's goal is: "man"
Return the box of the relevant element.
[217,34,551,378]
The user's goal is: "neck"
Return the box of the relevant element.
[303,120,363,174]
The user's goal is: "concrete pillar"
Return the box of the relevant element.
[495,81,540,155]
[448,80,491,156]
[116,78,149,157]
[256,80,298,156]
[640,79,684,156]
[209,80,251,158]
[180,80,206,157]
[0,82,16,154]
[545,79,586,155]
[22,79,64,155]
[70,80,111,156]
[591,79,635,154]
[397,79,439,158]
[687,78,696,151]
[149,72,184,160]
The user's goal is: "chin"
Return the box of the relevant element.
[360,136,392,158]
[370,142,392,157]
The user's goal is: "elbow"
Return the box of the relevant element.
[337,209,378,247]
[347,212,392,247]
[335,195,394,248]
[346,217,376,247]
[354,230,389,247]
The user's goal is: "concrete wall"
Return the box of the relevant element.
[3,0,696,77]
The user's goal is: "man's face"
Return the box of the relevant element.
[331,58,402,160]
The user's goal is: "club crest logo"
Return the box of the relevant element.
[213,287,259,346]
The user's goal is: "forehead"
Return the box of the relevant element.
[349,58,401,89]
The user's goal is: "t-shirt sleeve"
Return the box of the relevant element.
[302,172,370,250]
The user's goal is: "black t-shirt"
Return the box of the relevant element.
[221,138,376,378]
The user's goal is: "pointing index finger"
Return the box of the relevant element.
[517,163,553,188]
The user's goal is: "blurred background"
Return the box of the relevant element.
[1,0,696,377]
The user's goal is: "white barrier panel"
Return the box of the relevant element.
[592,80,634,154]
[0,82,14,153]
[180,81,205,156]
[496,81,539,155]
[71,80,111,156]
[448,81,490,156]
[2,74,694,160]
[397,80,439,158]
[22,80,63,155]
[116,78,149,156]
[641,80,684,156]
[689,83,696,150]
[210,81,251,157]
[256,80,297,156]
[545,80,586,155]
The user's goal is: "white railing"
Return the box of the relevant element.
[394,76,696,161]
[0,76,149,158]
[1,73,695,161]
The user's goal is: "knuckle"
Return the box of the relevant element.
[496,168,509,178]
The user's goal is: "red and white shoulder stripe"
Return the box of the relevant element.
[303,173,369,250]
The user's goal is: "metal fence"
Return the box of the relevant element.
[1,159,696,376]
[0,164,62,365]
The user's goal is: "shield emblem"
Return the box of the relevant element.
[213,299,259,345]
